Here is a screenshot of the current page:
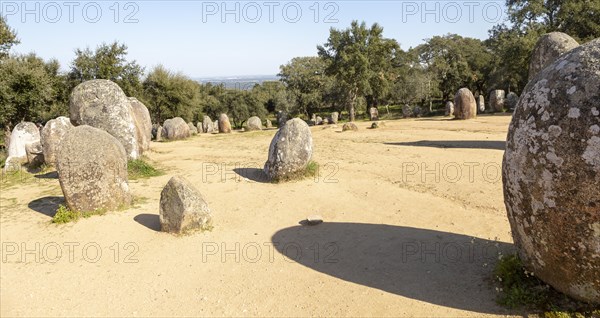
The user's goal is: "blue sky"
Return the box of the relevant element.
[2,1,508,77]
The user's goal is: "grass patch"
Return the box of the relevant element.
[494,254,600,316]
[128,159,163,180]
[271,161,319,183]
[52,204,108,224]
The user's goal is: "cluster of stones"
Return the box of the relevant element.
[306,112,340,126]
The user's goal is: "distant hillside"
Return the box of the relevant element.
[194,75,279,90]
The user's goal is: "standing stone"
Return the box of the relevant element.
[445,101,454,116]
[506,92,519,111]
[265,119,272,128]
[369,107,379,121]
[218,114,232,133]
[162,117,190,140]
[70,80,141,159]
[322,118,329,125]
[311,114,317,122]
[402,105,413,118]
[316,116,323,125]
[478,95,485,113]
[246,116,262,131]
[503,39,600,304]
[41,117,73,166]
[196,122,202,134]
[489,90,506,112]
[188,122,198,135]
[529,32,579,81]
[128,97,152,152]
[159,175,213,234]
[202,115,213,133]
[25,141,44,167]
[276,111,288,127]
[330,112,339,124]
[264,118,313,181]
[56,125,131,213]
[156,125,163,142]
[213,120,219,133]
[454,88,477,120]
[7,122,40,159]
[342,122,358,132]
[413,106,422,118]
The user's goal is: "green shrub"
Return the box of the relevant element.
[127,159,162,179]
[494,254,600,316]
[52,205,79,224]
[272,161,319,183]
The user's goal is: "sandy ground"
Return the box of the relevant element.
[0,114,521,317]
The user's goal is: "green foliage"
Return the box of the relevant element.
[0,16,19,59]
[127,159,163,180]
[506,0,600,42]
[494,254,599,315]
[318,21,399,121]
[68,41,144,97]
[0,54,65,126]
[52,205,79,224]
[278,56,327,116]
[142,65,202,124]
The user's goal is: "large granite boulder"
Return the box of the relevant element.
[159,175,213,234]
[41,116,73,166]
[25,141,44,167]
[453,88,477,119]
[503,39,600,304]
[246,116,262,131]
[162,117,190,140]
[128,97,152,152]
[218,114,232,133]
[264,118,313,181]
[489,90,506,112]
[202,115,214,133]
[7,122,40,159]
[70,80,141,159]
[56,125,131,213]
[529,32,579,81]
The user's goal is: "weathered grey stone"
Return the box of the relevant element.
[41,117,73,166]
[330,112,339,124]
[506,92,519,111]
[196,122,202,134]
[246,116,262,131]
[529,32,579,81]
[202,115,214,133]
[56,125,131,213]
[128,97,152,152]
[188,122,198,135]
[306,215,323,225]
[265,119,272,128]
[322,118,330,125]
[503,38,600,304]
[453,88,477,120]
[445,101,454,116]
[163,117,190,140]
[316,116,323,125]
[276,111,288,127]
[7,122,40,159]
[156,125,163,142]
[218,114,232,133]
[489,90,506,112]
[25,141,44,167]
[159,175,213,234]
[342,122,358,132]
[264,118,313,181]
[213,120,219,133]
[413,106,422,117]
[70,80,141,159]
[369,107,379,121]
[478,95,485,113]
[3,156,23,172]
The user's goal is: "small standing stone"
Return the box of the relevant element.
[369,107,379,121]
[159,176,213,234]
[342,122,358,132]
[218,114,232,133]
[330,112,339,124]
[445,101,454,116]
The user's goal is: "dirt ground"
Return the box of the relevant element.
[0,114,520,317]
